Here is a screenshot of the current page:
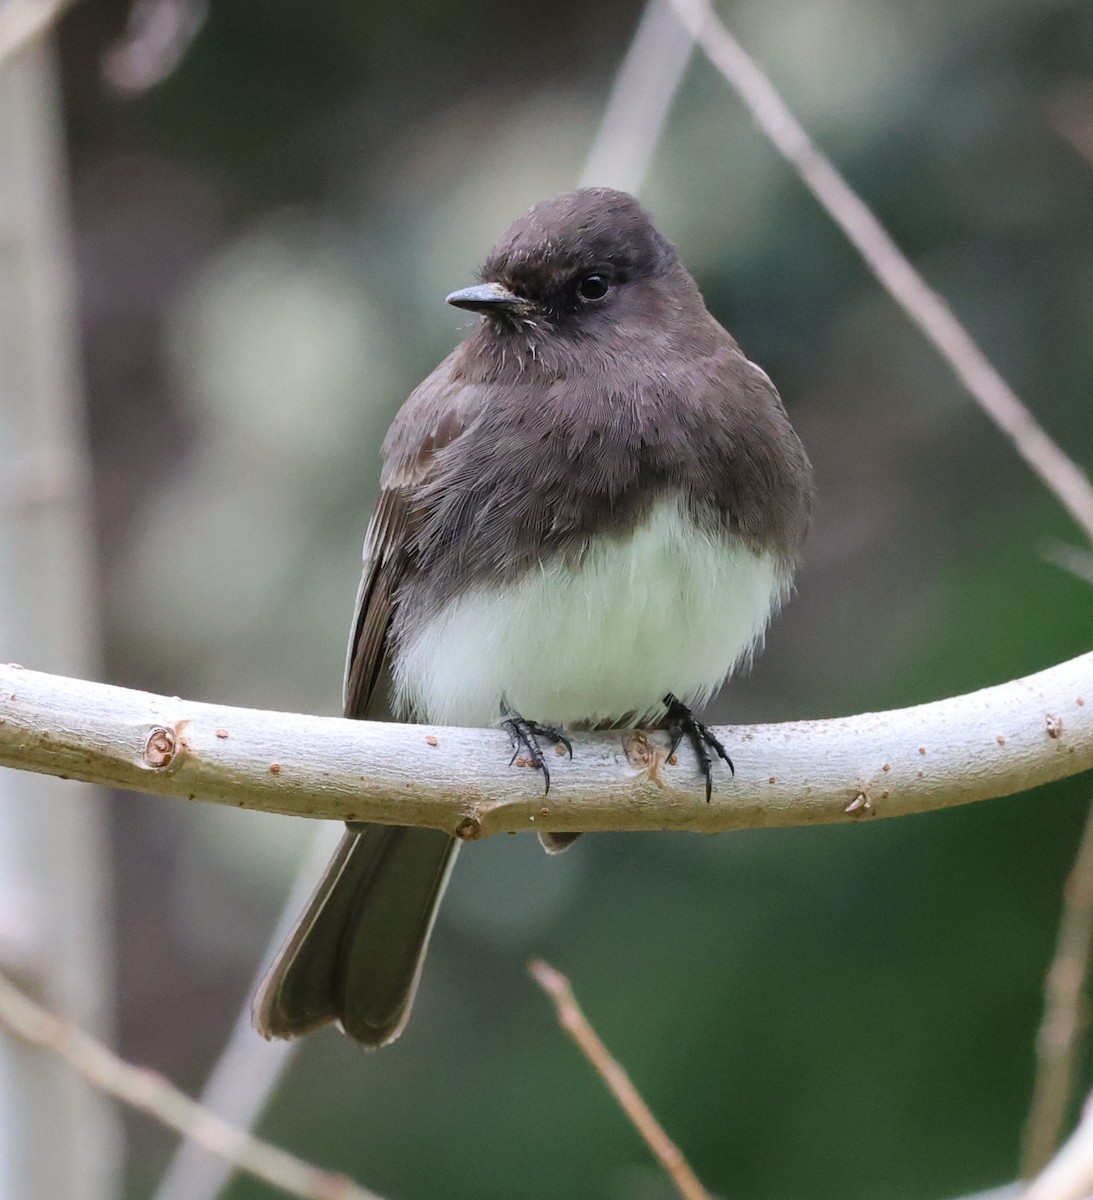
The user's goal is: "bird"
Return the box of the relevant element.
[252,187,813,1047]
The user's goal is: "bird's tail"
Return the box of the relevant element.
[252,823,458,1047]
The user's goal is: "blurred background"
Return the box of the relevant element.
[3,0,1093,1196]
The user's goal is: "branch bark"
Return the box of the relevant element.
[0,656,1090,838]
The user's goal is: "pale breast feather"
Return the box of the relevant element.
[392,494,791,729]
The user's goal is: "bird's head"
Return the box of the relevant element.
[446,189,695,351]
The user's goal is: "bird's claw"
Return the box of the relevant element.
[501,713,572,794]
[665,694,734,802]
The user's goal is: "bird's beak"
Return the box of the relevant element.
[445,282,533,314]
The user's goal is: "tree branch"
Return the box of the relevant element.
[0,656,1090,838]
[0,0,80,66]
[530,959,710,1200]
[0,970,384,1200]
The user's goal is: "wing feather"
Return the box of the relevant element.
[342,360,479,720]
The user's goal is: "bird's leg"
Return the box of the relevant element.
[664,694,734,802]
[500,709,573,794]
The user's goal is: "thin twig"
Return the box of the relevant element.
[0,971,385,1200]
[579,0,695,193]
[1048,81,1093,170]
[151,823,343,1200]
[529,959,711,1200]
[101,0,207,94]
[661,0,1093,546]
[0,0,81,64]
[1022,790,1093,1177]
[1042,542,1093,589]
[1024,1089,1093,1200]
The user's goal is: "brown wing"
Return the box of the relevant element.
[342,485,410,719]
[342,356,481,720]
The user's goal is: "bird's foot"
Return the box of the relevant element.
[664,694,734,802]
[501,711,572,794]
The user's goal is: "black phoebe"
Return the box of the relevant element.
[253,188,813,1046]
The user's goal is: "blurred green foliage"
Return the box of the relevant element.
[55,0,1093,1196]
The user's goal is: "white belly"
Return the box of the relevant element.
[393,497,787,728]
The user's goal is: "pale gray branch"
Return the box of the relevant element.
[0,0,80,65]
[0,32,119,1200]
[1,657,1090,839]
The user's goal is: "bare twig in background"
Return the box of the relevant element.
[101,0,206,93]
[0,971,385,1200]
[952,1089,1093,1200]
[151,824,343,1200]
[0,31,120,1200]
[579,0,694,193]
[1023,1089,1093,1200]
[1026,526,1093,1173]
[1022,791,1093,1177]
[1048,80,1093,169]
[1042,543,1093,588]
[661,0,1093,546]
[530,960,711,1200]
[0,0,80,63]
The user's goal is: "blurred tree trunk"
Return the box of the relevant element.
[0,37,120,1200]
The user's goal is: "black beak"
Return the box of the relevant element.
[445,282,533,314]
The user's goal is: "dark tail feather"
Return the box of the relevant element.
[538,831,582,853]
[252,824,458,1047]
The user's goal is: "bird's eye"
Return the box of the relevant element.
[577,274,609,301]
